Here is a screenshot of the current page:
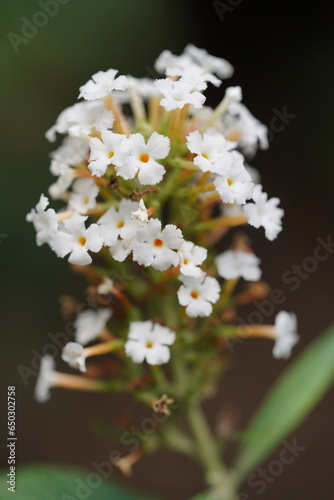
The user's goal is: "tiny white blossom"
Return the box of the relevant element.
[50,212,103,265]
[75,308,112,345]
[133,218,183,271]
[115,132,170,185]
[125,320,176,365]
[88,131,129,177]
[50,137,89,175]
[69,178,99,214]
[245,165,261,184]
[223,86,243,107]
[167,62,221,88]
[49,165,75,200]
[184,44,234,79]
[26,195,58,246]
[98,199,140,247]
[131,199,149,225]
[186,130,236,173]
[109,238,137,262]
[213,153,254,204]
[48,137,89,199]
[62,342,86,372]
[178,241,207,278]
[273,311,299,359]
[79,69,128,101]
[155,78,206,111]
[177,272,220,317]
[244,185,284,241]
[46,101,114,142]
[215,250,261,281]
[97,277,114,295]
[223,102,268,156]
[154,49,192,74]
[34,355,55,403]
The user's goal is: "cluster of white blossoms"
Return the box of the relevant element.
[29,44,299,394]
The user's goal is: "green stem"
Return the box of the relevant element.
[186,401,237,500]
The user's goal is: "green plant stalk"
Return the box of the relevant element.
[185,400,237,500]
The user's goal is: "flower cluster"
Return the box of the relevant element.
[28,45,299,477]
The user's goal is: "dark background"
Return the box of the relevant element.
[0,1,333,499]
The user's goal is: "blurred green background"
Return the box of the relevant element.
[0,1,333,499]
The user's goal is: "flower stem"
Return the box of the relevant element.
[186,400,237,499]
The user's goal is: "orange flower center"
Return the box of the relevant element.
[146,341,153,348]
[190,290,199,299]
[78,236,86,246]
[139,153,150,163]
[154,238,163,247]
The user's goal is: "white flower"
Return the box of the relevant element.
[97,277,114,295]
[131,199,149,225]
[46,101,114,142]
[245,164,261,184]
[74,308,112,345]
[178,241,207,277]
[49,165,75,200]
[223,102,268,156]
[50,212,103,265]
[215,250,261,281]
[34,355,55,403]
[50,137,89,175]
[244,185,284,241]
[109,238,136,262]
[155,78,206,111]
[79,69,128,101]
[186,130,236,173]
[154,49,192,74]
[69,178,99,214]
[126,77,159,100]
[222,86,243,108]
[48,138,89,199]
[133,218,183,271]
[273,311,299,359]
[115,132,170,185]
[62,342,86,372]
[177,272,220,317]
[213,152,254,204]
[166,62,221,88]
[26,195,58,246]
[88,131,129,177]
[184,44,234,79]
[98,199,140,247]
[125,321,176,365]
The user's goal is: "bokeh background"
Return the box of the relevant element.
[1,1,333,499]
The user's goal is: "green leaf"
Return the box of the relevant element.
[234,323,334,483]
[0,464,158,500]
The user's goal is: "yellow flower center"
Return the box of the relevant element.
[117,221,125,229]
[139,153,150,163]
[227,178,233,186]
[108,151,114,159]
[78,236,86,246]
[146,341,153,348]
